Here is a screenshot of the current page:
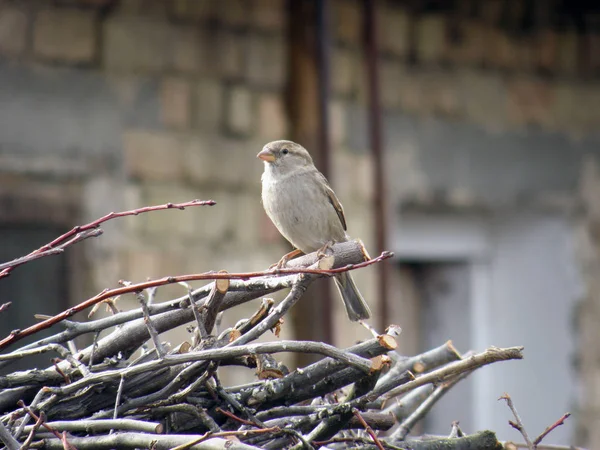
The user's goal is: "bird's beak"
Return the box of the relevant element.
[257,148,276,162]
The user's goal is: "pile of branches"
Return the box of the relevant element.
[0,200,526,450]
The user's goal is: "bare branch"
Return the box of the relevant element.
[499,392,533,450]
[384,347,524,400]
[533,413,571,447]
[0,421,19,450]
[0,243,392,350]
[0,199,215,279]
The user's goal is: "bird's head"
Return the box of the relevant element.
[257,140,313,173]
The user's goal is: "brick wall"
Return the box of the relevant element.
[0,0,294,373]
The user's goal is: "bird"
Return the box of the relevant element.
[257,140,371,321]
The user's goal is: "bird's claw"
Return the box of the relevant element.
[316,241,334,259]
[269,249,303,271]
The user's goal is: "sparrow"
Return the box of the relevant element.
[257,140,371,321]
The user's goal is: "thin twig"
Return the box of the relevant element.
[22,419,163,434]
[1,240,372,361]
[135,289,165,358]
[499,393,533,450]
[533,412,571,447]
[164,428,280,450]
[0,229,102,273]
[501,443,587,450]
[0,421,19,450]
[384,347,524,400]
[21,411,45,449]
[17,401,77,449]
[392,370,472,440]
[113,376,126,421]
[448,421,464,438]
[88,331,100,370]
[202,273,229,335]
[0,249,392,350]
[353,408,385,450]
[183,283,208,341]
[216,408,256,427]
[44,340,374,397]
[227,275,312,346]
[13,390,48,439]
[0,199,215,278]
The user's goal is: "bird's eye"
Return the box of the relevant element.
[281,148,289,155]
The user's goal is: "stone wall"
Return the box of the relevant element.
[0,0,599,446]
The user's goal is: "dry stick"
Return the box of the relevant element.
[21,412,44,450]
[169,429,282,450]
[262,367,408,446]
[45,340,374,397]
[383,384,434,422]
[352,408,385,450]
[214,381,268,429]
[499,393,534,450]
[384,347,524,400]
[88,331,99,372]
[135,290,165,358]
[0,199,215,279]
[22,419,163,435]
[378,341,461,393]
[0,421,19,450]
[533,412,571,447]
[0,229,101,272]
[0,343,70,361]
[0,248,392,350]
[236,298,275,336]
[12,389,48,439]
[203,273,229,334]
[93,359,215,420]
[448,421,464,438]
[38,433,262,450]
[112,375,126,421]
[181,283,209,341]
[391,370,473,440]
[240,334,397,408]
[386,430,504,449]
[0,302,11,314]
[169,362,219,404]
[2,240,369,359]
[501,443,588,450]
[195,407,221,434]
[17,401,77,450]
[227,275,312,347]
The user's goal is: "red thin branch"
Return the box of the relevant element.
[17,401,77,450]
[21,411,45,450]
[215,407,256,427]
[0,302,11,314]
[0,251,392,350]
[169,427,281,450]
[52,359,71,384]
[533,412,571,447]
[0,199,216,279]
[352,408,385,450]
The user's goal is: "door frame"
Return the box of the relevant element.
[392,212,493,430]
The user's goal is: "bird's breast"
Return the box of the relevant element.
[261,172,347,253]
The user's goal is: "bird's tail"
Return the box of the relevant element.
[334,272,371,321]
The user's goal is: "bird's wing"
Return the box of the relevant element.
[320,175,347,231]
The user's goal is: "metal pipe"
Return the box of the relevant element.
[363,0,390,331]
[315,0,334,344]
